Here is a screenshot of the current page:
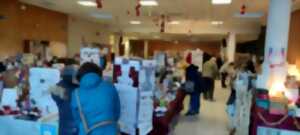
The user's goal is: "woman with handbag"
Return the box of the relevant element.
[71,62,120,135]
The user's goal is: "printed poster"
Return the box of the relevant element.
[80,48,100,66]
[138,91,154,135]
[115,83,138,135]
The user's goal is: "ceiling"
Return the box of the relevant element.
[20,0,300,42]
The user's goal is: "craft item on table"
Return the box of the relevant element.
[138,91,154,135]
[80,48,100,66]
[269,96,288,115]
[256,99,270,110]
[115,83,138,135]
[29,68,60,116]
[155,106,167,117]
[284,76,299,103]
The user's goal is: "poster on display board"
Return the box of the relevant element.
[29,68,60,116]
[115,83,138,135]
[191,49,203,72]
[139,60,156,92]
[80,48,100,66]
[138,91,154,135]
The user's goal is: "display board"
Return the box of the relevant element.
[29,68,60,116]
[114,57,155,135]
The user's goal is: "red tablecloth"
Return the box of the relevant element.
[250,105,300,135]
[149,90,186,135]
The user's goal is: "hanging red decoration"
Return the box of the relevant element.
[160,14,165,33]
[127,10,131,15]
[96,0,103,9]
[240,4,246,15]
[135,0,142,16]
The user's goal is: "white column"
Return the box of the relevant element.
[226,32,236,63]
[258,0,292,91]
[124,37,130,57]
[144,40,149,59]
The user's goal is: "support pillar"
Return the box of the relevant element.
[258,0,292,92]
[226,32,236,63]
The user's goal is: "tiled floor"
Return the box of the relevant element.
[173,81,231,135]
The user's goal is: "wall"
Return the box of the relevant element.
[0,0,68,58]
[148,40,220,57]
[68,17,111,57]
[288,10,300,67]
[130,40,220,58]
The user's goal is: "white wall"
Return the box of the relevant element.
[67,16,111,57]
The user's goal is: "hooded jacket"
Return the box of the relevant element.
[185,64,204,93]
[71,73,120,135]
[50,66,78,135]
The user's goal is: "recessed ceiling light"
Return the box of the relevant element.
[211,21,224,25]
[90,12,113,20]
[212,0,232,5]
[77,0,97,7]
[130,21,141,24]
[140,0,158,6]
[169,21,180,25]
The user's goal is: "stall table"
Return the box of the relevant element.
[250,104,300,135]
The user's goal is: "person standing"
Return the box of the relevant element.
[203,57,218,101]
[50,65,78,135]
[185,64,204,116]
[71,63,120,135]
[220,61,229,88]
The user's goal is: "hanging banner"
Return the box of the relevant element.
[80,48,100,66]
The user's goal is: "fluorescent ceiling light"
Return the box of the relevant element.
[212,0,232,5]
[169,21,180,25]
[140,0,158,6]
[234,12,264,18]
[211,21,224,25]
[90,12,113,20]
[130,21,141,24]
[77,0,97,7]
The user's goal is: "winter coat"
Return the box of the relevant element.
[71,73,120,135]
[185,64,204,93]
[50,72,78,135]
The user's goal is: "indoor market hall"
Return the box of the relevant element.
[1,0,300,135]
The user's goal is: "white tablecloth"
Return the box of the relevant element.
[0,116,58,135]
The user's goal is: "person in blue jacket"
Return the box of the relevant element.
[50,65,78,135]
[71,62,120,135]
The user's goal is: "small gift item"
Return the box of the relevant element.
[284,76,299,104]
[269,96,289,115]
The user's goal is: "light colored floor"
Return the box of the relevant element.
[173,81,231,135]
